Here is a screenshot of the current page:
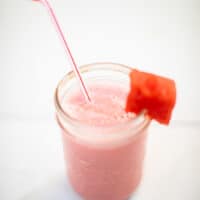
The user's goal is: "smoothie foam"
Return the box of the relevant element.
[63,83,134,126]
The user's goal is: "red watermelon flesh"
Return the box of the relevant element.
[126,69,176,124]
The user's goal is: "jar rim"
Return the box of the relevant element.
[54,62,150,134]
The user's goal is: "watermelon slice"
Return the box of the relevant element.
[126,69,176,124]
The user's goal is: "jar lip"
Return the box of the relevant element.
[54,62,150,131]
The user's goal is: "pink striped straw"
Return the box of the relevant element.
[33,0,91,102]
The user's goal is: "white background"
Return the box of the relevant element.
[0,0,200,199]
[0,0,200,121]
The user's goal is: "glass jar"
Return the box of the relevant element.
[55,62,150,200]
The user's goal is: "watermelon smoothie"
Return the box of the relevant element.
[55,63,150,200]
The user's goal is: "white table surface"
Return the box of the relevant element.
[0,117,199,200]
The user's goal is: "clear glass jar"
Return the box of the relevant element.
[55,63,150,200]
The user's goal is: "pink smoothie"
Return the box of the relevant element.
[60,83,148,200]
